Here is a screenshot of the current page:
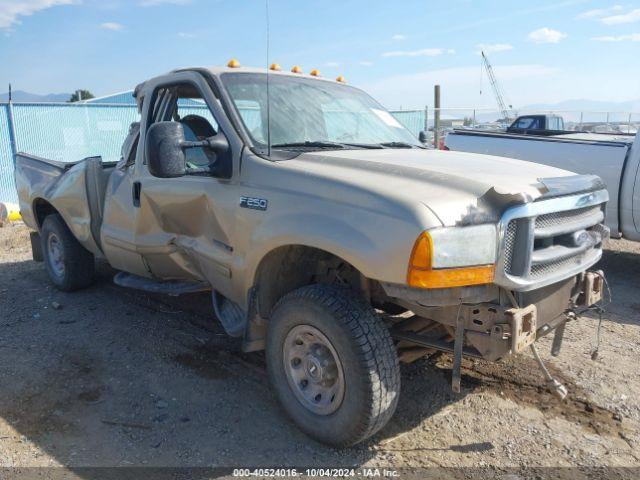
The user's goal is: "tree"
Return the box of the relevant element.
[68,90,95,102]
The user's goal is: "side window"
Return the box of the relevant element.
[116,121,140,169]
[549,117,562,130]
[147,83,221,171]
[122,122,140,167]
[515,117,534,129]
[176,98,219,168]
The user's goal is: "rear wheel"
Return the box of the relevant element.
[41,214,95,292]
[266,284,400,447]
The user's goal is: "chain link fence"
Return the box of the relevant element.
[0,106,16,204]
[1,103,638,204]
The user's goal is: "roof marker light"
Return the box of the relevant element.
[270,63,281,71]
[291,65,302,73]
[227,59,241,68]
[336,75,346,83]
[310,69,321,77]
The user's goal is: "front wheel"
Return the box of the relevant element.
[266,284,400,447]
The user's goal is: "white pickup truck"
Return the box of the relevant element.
[446,130,640,242]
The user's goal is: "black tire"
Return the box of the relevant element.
[266,284,400,447]
[41,214,95,292]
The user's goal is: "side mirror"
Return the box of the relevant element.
[146,122,187,178]
[418,130,429,144]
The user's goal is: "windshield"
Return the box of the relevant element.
[220,72,422,151]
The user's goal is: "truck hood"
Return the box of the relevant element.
[285,149,582,226]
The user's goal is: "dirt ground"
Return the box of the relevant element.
[0,222,639,478]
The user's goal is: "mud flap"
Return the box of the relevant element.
[30,232,43,262]
[212,291,246,337]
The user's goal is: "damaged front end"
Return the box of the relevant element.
[388,270,606,397]
[385,179,610,397]
[391,270,604,359]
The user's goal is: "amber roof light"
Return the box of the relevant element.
[227,59,241,68]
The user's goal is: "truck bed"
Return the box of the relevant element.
[450,128,634,146]
[15,153,117,257]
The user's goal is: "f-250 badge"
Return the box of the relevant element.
[240,196,268,211]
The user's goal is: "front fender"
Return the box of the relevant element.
[242,209,431,294]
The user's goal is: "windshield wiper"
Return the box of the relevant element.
[271,141,385,150]
[378,141,423,149]
[342,142,384,149]
[271,141,347,150]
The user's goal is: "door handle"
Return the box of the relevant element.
[132,181,141,207]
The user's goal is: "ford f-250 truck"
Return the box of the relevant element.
[445,128,639,242]
[15,64,608,447]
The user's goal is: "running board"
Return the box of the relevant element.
[113,272,210,296]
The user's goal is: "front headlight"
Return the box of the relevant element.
[407,225,497,289]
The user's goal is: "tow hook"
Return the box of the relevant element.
[504,291,569,400]
[530,343,568,400]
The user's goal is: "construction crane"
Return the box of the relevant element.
[480,50,513,122]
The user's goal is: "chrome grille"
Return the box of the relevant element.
[535,205,602,230]
[496,189,609,291]
[503,221,517,275]
[530,252,589,278]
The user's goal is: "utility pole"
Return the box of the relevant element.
[434,85,441,149]
[424,105,429,133]
[6,83,18,165]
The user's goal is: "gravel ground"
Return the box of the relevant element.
[0,222,639,478]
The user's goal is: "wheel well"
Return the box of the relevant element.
[33,199,59,229]
[253,245,367,319]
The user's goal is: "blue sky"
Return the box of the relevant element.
[1,0,640,109]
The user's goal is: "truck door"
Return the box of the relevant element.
[100,122,150,277]
[133,78,240,299]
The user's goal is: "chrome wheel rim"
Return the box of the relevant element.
[283,325,345,415]
[47,233,65,278]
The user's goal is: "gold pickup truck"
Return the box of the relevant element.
[15,64,608,447]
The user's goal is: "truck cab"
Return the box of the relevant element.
[507,114,566,135]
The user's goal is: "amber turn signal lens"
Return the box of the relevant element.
[407,231,495,288]
[407,265,495,289]
[409,231,433,269]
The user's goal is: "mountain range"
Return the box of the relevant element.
[522,99,640,114]
[0,90,71,103]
